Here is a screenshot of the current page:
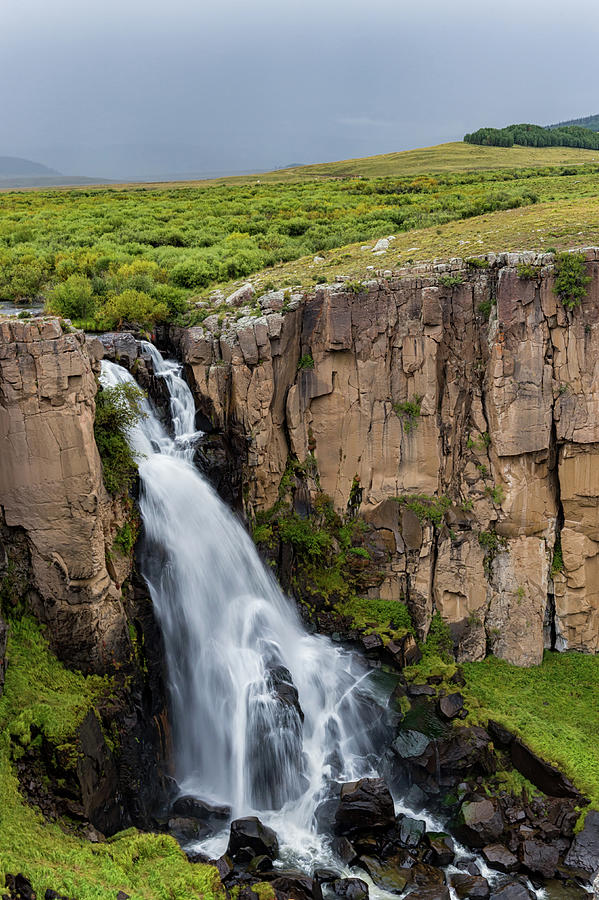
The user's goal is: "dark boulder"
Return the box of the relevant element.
[267,666,304,722]
[334,778,395,837]
[4,875,36,900]
[425,833,455,867]
[392,730,431,760]
[450,874,490,899]
[361,633,384,654]
[481,843,518,873]
[403,784,427,812]
[565,809,599,878]
[227,816,279,862]
[171,795,231,823]
[408,889,450,900]
[397,814,426,848]
[453,797,504,848]
[519,839,559,878]
[269,870,314,900]
[487,720,514,748]
[331,878,369,900]
[510,739,581,799]
[331,837,357,866]
[385,634,422,668]
[211,855,234,882]
[167,816,206,841]
[489,881,535,900]
[406,683,436,698]
[407,862,446,887]
[437,693,464,720]
[357,856,410,894]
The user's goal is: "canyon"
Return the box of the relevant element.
[1,248,599,898]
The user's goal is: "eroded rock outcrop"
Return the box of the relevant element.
[171,249,599,665]
[0,318,129,672]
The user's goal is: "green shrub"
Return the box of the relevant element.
[101,289,169,330]
[278,514,331,560]
[554,252,591,310]
[337,596,412,639]
[465,257,489,269]
[551,535,564,576]
[114,518,139,557]
[297,354,315,371]
[517,262,542,280]
[94,383,146,495]
[393,396,423,433]
[438,274,463,288]
[47,274,97,321]
[395,493,451,528]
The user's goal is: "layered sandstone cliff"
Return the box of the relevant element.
[170,249,599,666]
[0,318,131,672]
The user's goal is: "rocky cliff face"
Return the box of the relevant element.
[0,318,169,833]
[170,249,599,667]
[0,318,130,672]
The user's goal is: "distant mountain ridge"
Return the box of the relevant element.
[548,114,599,133]
[0,156,60,177]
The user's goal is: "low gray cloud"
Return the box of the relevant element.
[2,0,598,178]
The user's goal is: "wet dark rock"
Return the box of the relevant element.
[167,816,206,841]
[313,869,341,884]
[487,720,514,748]
[248,855,273,874]
[403,784,427,812]
[267,666,304,722]
[408,862,446,886]
[425,833,455,867]
[171,795,231,822]
[185,849,211,864]
[455,859,481,876]
[481,843,519,873]
[437,693,464,720]
[330,878,368,900]
[510,739,581,799]
[227,816,279,862]
[45,892,73,900]
[331,837,357,866]
[489,881,535,900]
[453,797,504,848]
[211,855,234,882]
[358,856,410,894]
[450,874,490,899]
[361,633,384,654]
[564,809,599,877]
[519,839,559,878]
[406,683,435,698]
[3,874,36,900]
[397,814,426,848]
[116,893,130,900]
[449,671,466,687]
[334,777,395,837]
[408,889,449,900]
[384,634,422,668]
[315,784,343,834]
[269,871,314,900]
[392,730,431,760]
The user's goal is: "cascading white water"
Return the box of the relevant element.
[100,344,391,869]
[100,345,553,899]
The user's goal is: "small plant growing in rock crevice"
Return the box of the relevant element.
[551,535,564,576]
[517,262,542,280]
[553,252,591,311]
[439,274,463,288]
[297,353,314,371]
[94,382,146,496]
[393,395,423,433]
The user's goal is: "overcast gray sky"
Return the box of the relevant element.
[2,0,599,179]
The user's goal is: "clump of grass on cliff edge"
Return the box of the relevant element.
[94,382,146,496]
[461,651,599,812]
[0,617,223,900]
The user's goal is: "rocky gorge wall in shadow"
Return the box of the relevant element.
[170,248,599,667]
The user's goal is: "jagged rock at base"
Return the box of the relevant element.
[169,249,599,665]
[564,809,599,879]
[227,816,280,862]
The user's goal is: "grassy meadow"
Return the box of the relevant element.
[2,142,599,330]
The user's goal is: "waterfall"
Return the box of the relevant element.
[100,345,390,867]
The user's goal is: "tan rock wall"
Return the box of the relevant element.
[0,318,130,673]
[174,249,599,665]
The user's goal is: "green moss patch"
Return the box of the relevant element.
[336,596,412,644]
[461,651,599,810]
[0,617,222,899]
